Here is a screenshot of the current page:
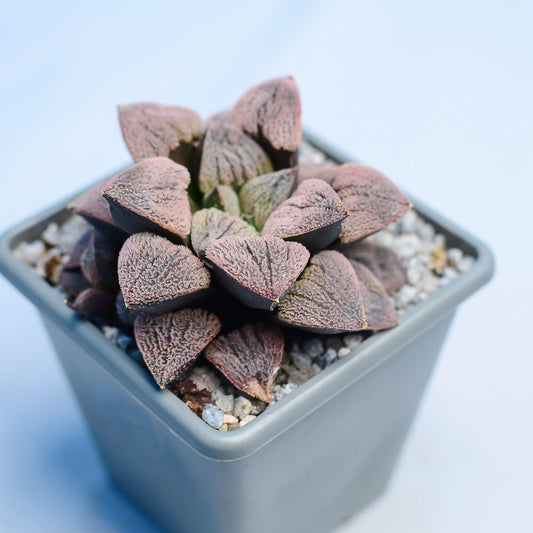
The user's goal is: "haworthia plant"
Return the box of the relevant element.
[62,76,410,409]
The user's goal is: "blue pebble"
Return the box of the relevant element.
[117,333,134,351]
[202,406,225,429]
[316,348,337,370]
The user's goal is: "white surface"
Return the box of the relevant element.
[1,1,532,531]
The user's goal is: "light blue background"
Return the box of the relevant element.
[1,1,532,531]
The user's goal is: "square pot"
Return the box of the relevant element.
[0,135,494,533]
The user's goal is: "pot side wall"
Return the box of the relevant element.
[41,311,455,533]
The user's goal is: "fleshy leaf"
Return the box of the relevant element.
[204,322,284,403]
[80,229,121,291]
[67,288,116,317]
[277,250,367,333]
[205,235,310,310]
[239,168,297,230]
[134,308,221,388]
[198,123,273,195]
[62,229,92,271]
[203,184,241,216]
[332,164,411,243]
[59,270,91,297]
[262,179,348,253]
[69,179,127,240]
[118,102,203,164]
[118,232,211,313]
[191,208,258,259]
[103,157,191,244]
[205,110,231,128]
[350,260,398,330]
[337,241,406,295]
[230,76,302,167]
[296,163,337,186]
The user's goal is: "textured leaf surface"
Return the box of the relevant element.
[198,124,273,194]
[337,241,406,295]
[118,102,203,163]
[80,229,121,291]
[67,288,116,317]
[118,232,211,313]
[134,308,221,388]
[230,76,302,167]
[296,163,337,186]
[277,250,367,333]
[69,179,127,239]
[191,208,258,259]
[262,179,347,253]
[205,235,310,310]
[204,322,284,403]
[203,184,241,216]
[103,157,191,244]
[332,164,410,243]
[239,168,296,230]
[350,260,398,330]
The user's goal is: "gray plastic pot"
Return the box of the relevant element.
[0,136,494,533]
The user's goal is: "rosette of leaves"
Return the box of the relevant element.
[63,76,409,407]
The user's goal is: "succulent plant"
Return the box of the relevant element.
[63,76,410,402]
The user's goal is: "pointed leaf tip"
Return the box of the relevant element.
[118,232,211,313]
[198,124,273,195]
[332,164,410,243]
[205,235,310,310]
[103,157,191,244]
[262,179,347,253]
[134,308,221,388]
[277,250,366,333]
[118,102,203,164]
[204,322,284,403]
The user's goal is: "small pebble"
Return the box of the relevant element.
[239,414,256,427]
[301,337,324,358]
[116,333,134,351]
[202,406,225,429]
[343,333,363,348]
[223,414,238,425]
[13,240,46,265]
[316,348,337,369]
[290,345,313,372]
[227,423,240,431]
[338,347,351,358]
[102,325,120,344]
[42,223,60,246]
[233,396,252,419]
[215,394,234,414]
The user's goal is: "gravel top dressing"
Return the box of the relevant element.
[13,139,473,432]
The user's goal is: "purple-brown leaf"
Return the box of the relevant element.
[198,124,273,194]
[332,164,411,243]
[296,163,338,186]
[59,270,91,297]
[205,235,310,311]
[262,179,348,253]
[103,157,191,244]
[204,322,284,403]
[134,308,221,388]
[62,229,92,271]
[118,232,211,313]
[191,208,258,259]
[118,102,203,164]
[230,76,302,167]
[67,288,116,317]
[69,179,127,240]
[337,241,406,295]
[350,260,398,330]
[277,250,367,333]
[239,167,297,230]
[80,229,121,291]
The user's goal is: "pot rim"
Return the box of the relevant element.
[0,134,495,462]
